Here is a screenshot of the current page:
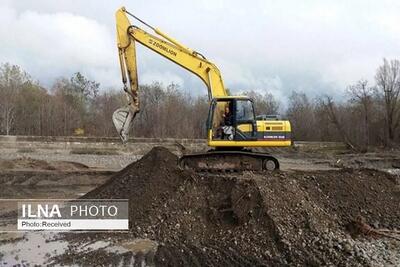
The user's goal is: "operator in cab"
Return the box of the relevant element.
[221,104,234,140]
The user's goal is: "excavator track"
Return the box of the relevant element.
[178,150,279,172]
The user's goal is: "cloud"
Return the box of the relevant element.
[1,0,400,102]
[140,71,184,88]
[0,6,119,88]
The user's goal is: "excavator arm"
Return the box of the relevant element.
[113,7,227,141]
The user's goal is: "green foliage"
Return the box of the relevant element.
[70,148,119,155]
[70,72,99,100]
[17,148,36,153]
[0,63,31,87]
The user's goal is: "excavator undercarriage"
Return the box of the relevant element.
[179,150,279,172]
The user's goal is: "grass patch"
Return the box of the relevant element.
[17,148,36,153]
[70,148,119,155]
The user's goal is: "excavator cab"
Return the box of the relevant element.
[207,96,291,148]
[208,97,258,143]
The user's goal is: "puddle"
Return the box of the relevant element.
[119,239,158,254]
[78,240,110,251]
[0,232,68,266]
[0,231,158,267]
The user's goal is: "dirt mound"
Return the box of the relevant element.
[85,147,281,265]
[82,147,400,266]
[295,169,400,228]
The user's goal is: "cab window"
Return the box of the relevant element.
[236,100,255,122]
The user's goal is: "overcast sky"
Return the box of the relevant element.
[1,0,399,101]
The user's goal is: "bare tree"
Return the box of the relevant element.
[0,63,31,135]
[3,59,400,147]
[375,58,400,144]
[319,95,357,150]
[14,83,47,135]
[90,90,124,136]
[244,90,280,115]
[286,91,315,140]
[347,80,374,148]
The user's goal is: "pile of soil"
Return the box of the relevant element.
[295,169,400,228]
[80,147,400,266]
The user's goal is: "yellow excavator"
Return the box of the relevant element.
[112,7,291,171]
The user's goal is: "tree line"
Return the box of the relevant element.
[0,59,399,150]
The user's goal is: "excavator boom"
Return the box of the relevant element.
[113,7,227,141]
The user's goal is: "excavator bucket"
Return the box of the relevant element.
[112,106,136,143]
